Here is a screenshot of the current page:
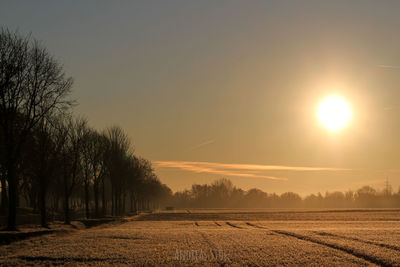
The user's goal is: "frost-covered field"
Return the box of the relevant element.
[1,209,400,266]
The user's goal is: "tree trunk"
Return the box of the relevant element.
[63,173,70,224]
[7,164,17,230]
[52,194,59,218]
[122,192,126,215]
[130,194,133,213]
[93,182,99,218]
[0,176,8,213]
[111,186,114,216]
[84,181,89,219]
[39,175,48,228]
[101,178,106,216]
[64,196,70,224]
[134,198,138,214]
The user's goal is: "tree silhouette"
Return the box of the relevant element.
[170,178,400,209]
[0,28,175,229]
[60,117,86,224]
[81,129,106,218]
[0,28,73,230]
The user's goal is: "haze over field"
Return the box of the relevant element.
[3,1,400,194]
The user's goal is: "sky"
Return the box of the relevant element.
[2,1,400,195]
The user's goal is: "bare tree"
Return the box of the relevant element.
[81,125,91,219]
[104,126,131,216]
[38,116,69,227]
[18,115,69,227]
[0,28,73,230]
[81,128,106,218]
[0,133,8,212]
[60,117,86,224]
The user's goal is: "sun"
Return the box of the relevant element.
[317,96,351,131]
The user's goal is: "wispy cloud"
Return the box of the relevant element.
[191,139,215,150]
[387,169,400,173]
[384,106,399,111]
[377,65,400,69]
[154,161,352,181]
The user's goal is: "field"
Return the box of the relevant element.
[1,209,400,266]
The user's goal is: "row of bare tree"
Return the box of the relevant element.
[171,178,400,209]
[0,28,171,230]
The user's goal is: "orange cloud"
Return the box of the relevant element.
[154,160,286,181]
[153,161,351,181]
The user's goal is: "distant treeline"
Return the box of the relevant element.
[0,28,171,229]
[169,178,399,209]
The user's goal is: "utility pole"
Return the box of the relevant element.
[384,177,391,196]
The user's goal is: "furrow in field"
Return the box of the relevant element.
[226,222,243,229]
[201,222,371,266]
[198,233,216,253]
[245,222,266,229]
[314,231,400,252]
[196,231,227,265]
[245,222,391,266]
[220,229,260,266]
[272,229,393,267]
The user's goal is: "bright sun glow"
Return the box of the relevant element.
[317,96,351,131]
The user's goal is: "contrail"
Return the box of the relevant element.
[377,65,400,69]
[191,139,215,150]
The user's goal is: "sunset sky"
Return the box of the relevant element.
[3,1,400,194]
